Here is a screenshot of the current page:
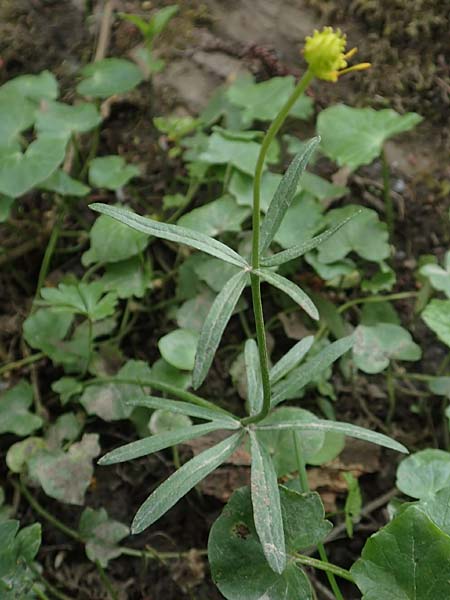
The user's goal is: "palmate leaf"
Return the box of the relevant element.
[125,395,238,423]
[131,430,244,533]
[259,137,320,254]
[90,203,248,268]
[249,431,286,574]
[99,420,238,465]
[256,418,408,454]
[271,335,354,406]
[193,270,248,389]
[261,214,357,267]
[256,268,318,320]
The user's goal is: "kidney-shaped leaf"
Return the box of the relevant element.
[351,505,450,600]
[36,101,101,138]
[28,433,101,505]
[77,58,144,98]
[353,323,421,374]
[79,507,129,567]
[159,328,199,371]
[317,205,389,264]
[0,136,67,198]
[0,381,42,436]
[89,156,140,190]
[396,449,450,499]
[318,105,423,171]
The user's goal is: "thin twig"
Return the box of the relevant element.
[94,0,116,62]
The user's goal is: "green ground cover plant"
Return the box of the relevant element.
[1,12,450,600]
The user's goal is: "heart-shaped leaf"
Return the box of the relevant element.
[77,58,144,98]
[351,505,450,599]
[0,381,43,436]
[89,156,140,190]
[0,135,67,197]
[209,486,332,600]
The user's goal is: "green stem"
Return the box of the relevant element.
[120,546,208,560]
[381,148,394,236]
[242,69,314,426]
[28,562,75,600]
[35,207,64,300]
[293,554,354,583]
[95,561,119,600]
[293,432,344,600]
[84,376,233,414]
[337,291,418,314]
[18,482,83,542]
[0,352,45,376]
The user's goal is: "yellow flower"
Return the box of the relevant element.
[303,27,370,82]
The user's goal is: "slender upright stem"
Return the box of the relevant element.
[294,431,345,600]
[242,69,314,426]
[35,207,64,300]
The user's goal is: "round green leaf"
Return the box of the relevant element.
[158,329,199,371]
[397,449,450,499]
[149,409,192,434]
[77,58,144,98]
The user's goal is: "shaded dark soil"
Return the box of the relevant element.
[1,1,450,599]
